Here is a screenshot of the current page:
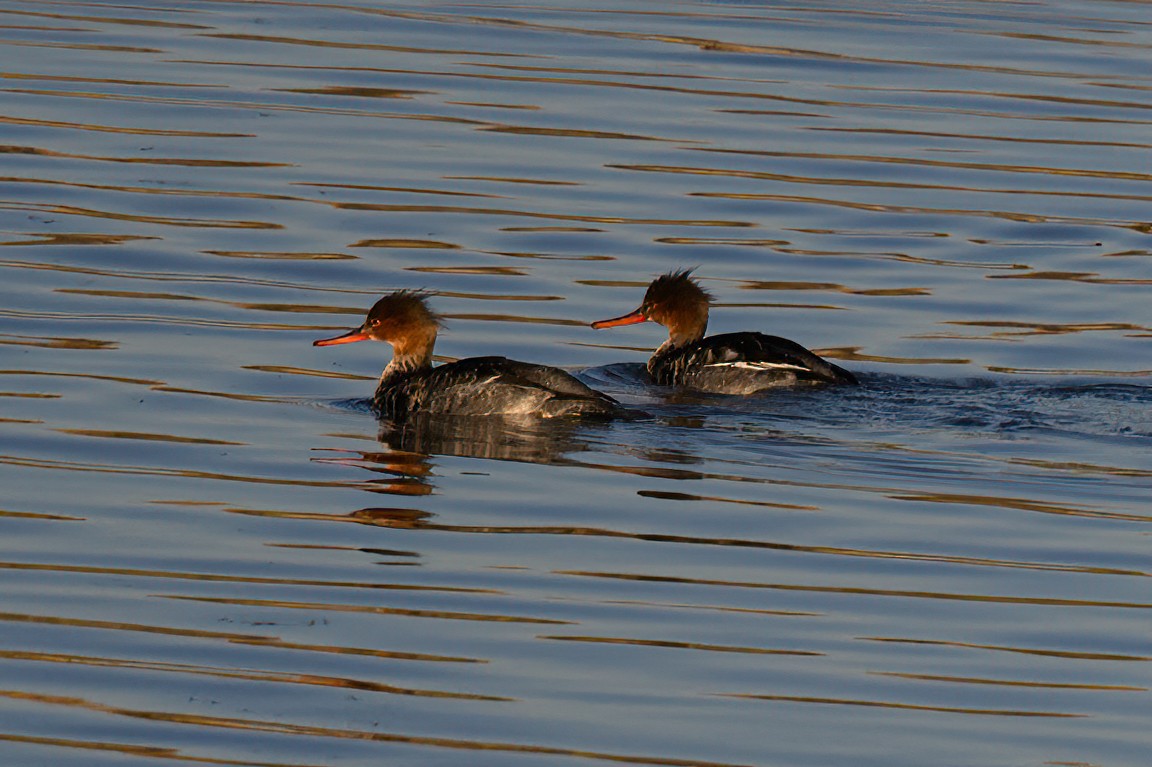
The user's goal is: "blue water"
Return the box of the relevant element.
[1,1,1150,766]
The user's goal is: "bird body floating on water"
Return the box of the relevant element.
[592,270,857,394]
[316,292,626,419]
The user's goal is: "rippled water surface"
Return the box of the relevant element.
[2,1,1150,765]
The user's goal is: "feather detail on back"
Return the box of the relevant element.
[376,357,624,419]
[649,332,857,393]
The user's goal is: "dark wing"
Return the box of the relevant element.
[692,333,858,385]
[484,358,614,399]
[412,357,622,417]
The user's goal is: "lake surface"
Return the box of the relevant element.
[1,1,1149,765]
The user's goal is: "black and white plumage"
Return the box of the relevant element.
[373,355,623,418]
[648,332,856,393]
[592,270,857,394]
[315,292,624,419]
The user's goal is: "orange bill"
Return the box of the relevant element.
[313,327,371,346]
[591,308,648,329]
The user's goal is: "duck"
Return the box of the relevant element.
[315,291,626,418]
[591,269,857,394]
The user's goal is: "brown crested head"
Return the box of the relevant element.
[640,269,711,344]
[314,291,441,366]
[642,269,710,321]
[361,291,442,344]
[590,269,711,345]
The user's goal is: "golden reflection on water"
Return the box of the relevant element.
[987,365,1152,377]
[0,334,116,349]
[0,142,289,167]
[941,320,1149,337]
[277,450,1151,580]
[0,689,758,767]
[3,176,306,203]
[204,250,355,261]
[53,429,245,446]
[447,176,581,187]
[636,489,816,511]
[166,595,572,626]
[443,312,587,327]
[555,571,1152,609]
[602,598,819,619]
[989,270,1152,285]
[695,147,1152,183]
[199,31,532,59]
[583,447,1152,521]
[539,635,821,656]
[888,491,1152,522]
[818,347,971,365]
[0,453,356,489]
[275,86,428,99]
[0,231,158,247]
[862,637,1151,662]
[0,509,80,520]
[405,265,528,276]
[871,671,1145,692]
[720,693,1084,718]
[2,2,1150,766]
[4,202,281,229]
[0,649,513,701]
[0,113,252,136]
[811,125,1152,151]
[0,559,489,593]
[0,7,209,29]
[0,369,162,386]
[0,733,275,767]
[733,279,931,297]
[350,238,461,249]
[331,201,756,227]
[0,628,478,663]
[244,364,370,381]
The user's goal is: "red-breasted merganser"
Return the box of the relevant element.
[315,292,625,418]
[591,270,858,393]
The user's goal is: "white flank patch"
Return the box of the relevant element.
[705,361,809,372]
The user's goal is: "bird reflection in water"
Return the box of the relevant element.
[350,507,434,529]
[338,413,617,533]
[314,410,617,502]
[377,411,606,465]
